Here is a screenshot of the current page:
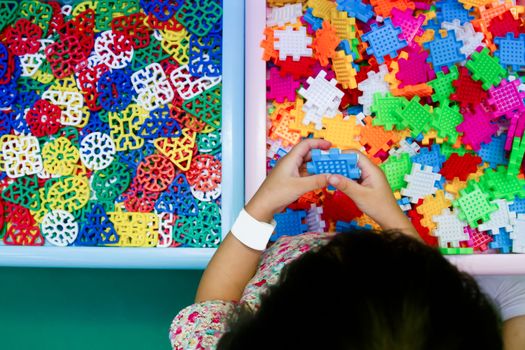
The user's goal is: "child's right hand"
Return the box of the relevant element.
[327,151,415,233]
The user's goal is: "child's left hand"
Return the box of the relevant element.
[245,139,332,223]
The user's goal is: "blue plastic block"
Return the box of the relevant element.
[509,196,525,214]
[478,134,508,169]
[271,209,308,242]
[336,220,372,233]
[411,144,445,172]
[347,105,363,115]
[117,141,156,175]
[0,43,8,79]
[488,228,513,254]
[336,0,374,23]
[361,18,408,64]
[189,32,222,77]
[307,148,361,190]
[81,112,110,139]
[139,105,182,139]
[397,197,412,212]
[423,30,466,73]
[337,40,358,61]
[0,79,17,109]
[435,0,474,25]
[9,110,31,134]
[424,16,441,32]
[155,174,199,216]
[494,34,525,71]
[97,69,134,112]
[76,204,119,246]
[303,8,323,31]
[140,0,182,21]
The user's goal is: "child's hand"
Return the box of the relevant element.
[245,139,332,223]
[327,151,409,230]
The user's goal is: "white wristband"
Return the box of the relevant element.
[231,209,276,251]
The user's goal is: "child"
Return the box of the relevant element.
[170,139,525,350]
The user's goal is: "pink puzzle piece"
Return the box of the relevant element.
[488,79,525,119]
[391,8,425,47]
[396,47,435,88]
[456,106,498,151]
[267,66,301,103]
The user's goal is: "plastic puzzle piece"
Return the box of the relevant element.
[25,99,62,137]
[511,214,525,253]
[94,30,134,69]
[271,208,308,242]
[431,103,463,144]
[358,65,390,115]
[432,208,469,249]
[329,7,357,43]
[267,67,301,103]
[109,104,147,151]
[396,49,435,88]
[46,176,90,213]
[3,220,44,246]
[488,79,525,119]
[79,132,116,171]
[2,135,43,178]
[331,51,357,89]
[0,1,19,32]
[380,153,412,191]
[108,210,158,247]
[91,161,131,202]
[401,163,442,203]
[450,66,488,107]
[411,144,446,172]
[155,173,199,216]
[494,34,525,71]
[157,212,178,248]
[456,106,498,151]
[189,33,222,78]
[360,116,401,161]
[42,137,80,176]
[478,199,516,234]
[139,106,182,139]
[481,165,525,201]
[273,26,313,61]
[453,182,498,228]
[440,153,482,181]
[336,0,374,23]
[42,89,84,126]
[45,35,87,79]
[391,8,425,46]
[463,226,492,252]
[361,18,408,64]
[424,30,466,73]
[122,178,161,213]
[154,128,196,171]
[395,96,433,137]
[41,210,78,246]
[136,155,175,192]
[186,155,221,192]
[466,47,507,90]
[488,228,513,254]
[307,0,336,21]
[182,84,221,129]
[5,18,42,56]
[370,93,406,131]
[175,0,222,37]
[131,62,174,111]
[417,191,452,230]
[307,148,360,189]
[173,201,221,248]
[441,19,485,58]
[170,64,221,100]
[369,0,415,18]
[478,134,508,169]
[305,204,326,232]
[275,56,317,80]
[435,0,474,24]
[312,21,339,67]
[267,3,302,27]
[111,12,150,49]
[510,197,525,215]
[318,114,362,150]
[1,175,40,211]
[488,10,522,38]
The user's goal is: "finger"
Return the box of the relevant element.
[327,174,363,198]
[298,174,330,192]
[287,139,332,166]
[341,149,384,180]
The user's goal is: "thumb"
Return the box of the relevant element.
[299,174,330,192]
[327,174,363,198]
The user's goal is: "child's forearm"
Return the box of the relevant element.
[503,316,525,350]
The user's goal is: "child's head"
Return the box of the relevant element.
[218,230,502,350]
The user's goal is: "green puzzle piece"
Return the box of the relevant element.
[431,103,463,144]
[370,92,406,131]
[394,96,433,137]
[183,84,222,129]
[466,47,507,90]
[453,182,498,228]
[0,1,18,32]
[380,153,412,191]
[479,165,525,201]
[428,65,458,104]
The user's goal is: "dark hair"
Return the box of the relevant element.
[217,230,503,350]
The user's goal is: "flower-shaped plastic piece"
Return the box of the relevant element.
[136,154,175,192]
[5,18,42,55]
[42,137,80,176]
[186,155,221,192]
[80,132,116,171]
[42,210,79,246]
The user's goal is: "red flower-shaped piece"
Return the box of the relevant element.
[26,99,63,137]
[5,18,42,55]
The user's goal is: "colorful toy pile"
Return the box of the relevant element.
[263,0,525,254]
[0,0,223,248]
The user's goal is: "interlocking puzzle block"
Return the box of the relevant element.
[456,106,498,151]
[494,34,525,71]
[360,116,401,162]
[488,10,522,39]
[401,163,442,203]
[358,65,391,115]
[175,0,222,37]
[435,0,474,24]
[318,114,362,149]
[389,139,421,157]
[478,134,508,169]
[480,165,525,201]
[2,135,43,178]
[331,50,357,89]
[312,21,339,67]
[369,0,415,18]
[423,30,466,73]
[488,228,513,254]
[488,79,525,119]
[508,136,525,175]
[303,8,323,32]
[380,153,412,191]
[394,96,433,137]
[407,206,438,246]
[267,66,301,103]
[510,197,525,214]
[1,175,41,211]
[108,211,159,247]
[441,153,482,181]
[270,110,302,147]
[298,70,344,129]
[450,66,488,107]
[109,104,147,151]
[267,3,303,27]
[417,191,452,230]
[466,47,507,90]
[330,8,357,43]
[335,0,374,22]
[361,18,407,64]
[463,226,493,252]
[308,0,336,21]
[336,220,373,232]
[453,182,498,228]
[173,201,221,248]
[307,148,360,190]
[275,56,317,80]
[274,26,313,61]
[431,103,463,144]
[271,208,308,241]
[478,199,516,234]
[411,144,446,172]
[370,93,406,131]
[323,189,362,222]
[395,49,435,88]
[155,174,199,216]
[511,214,525,253]
[306,204,326,232]
[441,19,485,58]
[391,8,425,46]
[432,208,469,249]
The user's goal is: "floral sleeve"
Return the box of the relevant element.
[169,300,237,350]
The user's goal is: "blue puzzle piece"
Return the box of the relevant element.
[347,105,363,115]
[489,228,513,254]
[76,204,119,246]
[81,112,110,139]
[0,113,10,137]
[411,144,445,172]
[509,196,525,214]
[271,209,308,242]
[0,79,17,109]
[336,0,374,23]
[494,34,525,71]
[155,174,199,216]
[307,148,361,190]
[335,220,372,233]
[478,134,508,169]
[97,69,134,112]
[189,33,222,77]
[423,30,466,73]
[117,141,156,176]
[361,18,407,64]
[303,8,323,31]
[140,0,182,21]
[0,43,8,79]
[435,0,474,25]
[139,105,182,139]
